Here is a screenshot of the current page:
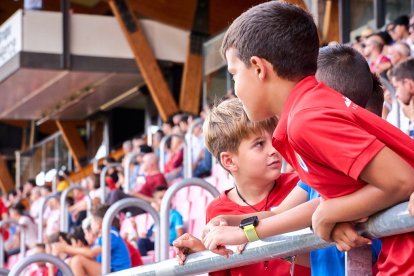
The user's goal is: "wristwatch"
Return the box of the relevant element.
[239,216,260,242]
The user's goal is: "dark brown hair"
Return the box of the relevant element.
[221,1,319,81]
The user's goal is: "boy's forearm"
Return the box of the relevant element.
[218,211,274,226]
[256,199,319,239]
[317,184,407,224]
[65,245,101,258]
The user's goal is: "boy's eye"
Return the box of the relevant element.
[255,141,264,147]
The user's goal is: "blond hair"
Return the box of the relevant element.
[203,98,278,167]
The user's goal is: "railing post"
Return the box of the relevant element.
[123,153,140,193]
[60,185,92,232]
[101,197,160,275]
[159,177,220,260]
[185,119,204,179]
[9,253,74,276]
[345,245,372,276]
[100,163,121,203]
[38,194,59,243]
[19,229,26,259]
[0,231,4,268]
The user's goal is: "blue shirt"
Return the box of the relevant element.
[95,226,131,272]
[298,181,381,276]
[147,209,184,245]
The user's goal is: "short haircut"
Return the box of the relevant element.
[316,45,373,107]
[365,73,384,117]
[391,58,414,81]
[221,2,319,81]
[91,204,109,220]
[153,185,168,195]
[392,42,411,58]
[203,98,278,168]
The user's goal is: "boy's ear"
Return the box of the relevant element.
[250,56,270,81]
[220,151,237,172]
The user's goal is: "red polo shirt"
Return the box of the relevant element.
[273,76,414,275]
[206,173,310,276]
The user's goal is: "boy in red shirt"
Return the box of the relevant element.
[207,2,414,275]
[175,98,310,275]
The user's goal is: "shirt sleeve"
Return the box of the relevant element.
[297,181,310,193]
[289,108,384,180]
[171,210,184,229]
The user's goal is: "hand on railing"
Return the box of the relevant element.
[173,233,206,265]
[201,216,229,240]
[330,220,372,252]
[202,225,247,257]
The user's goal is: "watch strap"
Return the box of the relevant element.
[243,224,260,242]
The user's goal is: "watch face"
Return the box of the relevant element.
[240,216,259,228]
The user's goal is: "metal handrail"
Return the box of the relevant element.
[159,178,219,260]
[123,153,140,193]
[0,268,9,276]
[9,253,74,276]
[38,194,59,243]
[100,162,121,203]
[185,118,204,179]
[101,197,160,275]
[0,219,27,268]
[107,201,414,276]
[159,134,189,178]
[60,185,92,232]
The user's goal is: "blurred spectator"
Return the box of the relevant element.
[363,34,391,74]
[23,179,36,198]
[137,186,183,256]
[388,15,410,43]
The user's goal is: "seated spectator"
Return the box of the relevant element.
[52,205,131,274]
[6,201,38,259]
[107,152,167,215]
[137,186,184,256]
[45,196,60,238]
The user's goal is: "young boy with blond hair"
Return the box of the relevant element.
[176,97,310,275]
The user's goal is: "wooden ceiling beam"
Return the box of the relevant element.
[56,120,87,170]
[0,155,14,193]
[109,0,178,121]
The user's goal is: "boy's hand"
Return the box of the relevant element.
[331,221,372,251]
[201,216,229,240]
[173,233,206,265]
[409,192,414,217]
[398,98,414,121]
[311,199,335,241]
[202,225,246,256]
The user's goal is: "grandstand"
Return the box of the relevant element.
[0,0,414,275]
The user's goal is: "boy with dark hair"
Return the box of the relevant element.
[52,205,131,275]
[216,2,414,275]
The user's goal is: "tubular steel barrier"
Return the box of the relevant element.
[9,253,74,276]
[185,118,204,179]
[0,219,27,268]
[0,268,8,275]
[38,193,59,243]
[123,153,140,193]
[159,134,190,178]
[159,178,220,261]
[101,197,160,275]
[60,184,92,232]
[100,162,121,203]
[108,201,414,276]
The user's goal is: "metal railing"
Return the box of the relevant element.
[60,184,92,232]
[38,193,59,243]
[0,219,26,268]
[100,162,121,203]
[0,268,8,276]
[9,253,74,276]
[123,153,140,193]
[159,178,219,260]
[185,118,204,179]
[101,197,160,275]
[107,201,414,276]
[159,134,190,178]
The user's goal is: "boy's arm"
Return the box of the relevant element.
[202,186,309,239]
[202,199,319,254]
[52,242,101,258]
[312,146,414,241]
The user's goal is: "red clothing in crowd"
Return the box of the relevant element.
[138,173,168,197]
[124,239,144,267]
[273,76,414,276]
[0,198,8,240]
[206,173,310,276]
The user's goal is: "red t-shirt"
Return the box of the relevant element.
[138,173,167,197]
[206,173,310,276]
[124,239,144,267]
[0,198,8,240]
[273,76,414,275]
